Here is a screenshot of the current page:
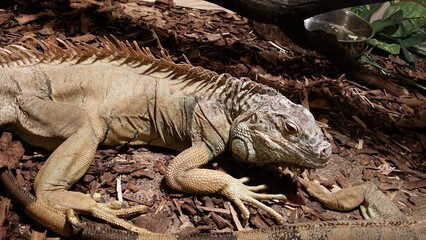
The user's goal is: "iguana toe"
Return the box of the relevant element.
[67,209,86,230]
[99,203,149,218]
[92,196,149,217]
[221,178,286,225]
[87,203,151,233]
[238,177,250,183]
[66,208,151,234]
[238,177,269,192]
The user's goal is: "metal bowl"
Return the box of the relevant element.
[304,9,374,56]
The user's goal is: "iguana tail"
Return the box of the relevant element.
[0,168,72,237]
[0,168,145,240]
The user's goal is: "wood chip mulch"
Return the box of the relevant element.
[0,0,425,239]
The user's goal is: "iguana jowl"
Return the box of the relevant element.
[0,38,331,234]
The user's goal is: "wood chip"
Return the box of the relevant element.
[335,176,351,188]
[356,148,379,155]
[225,202,244,231]
[116,175,123,202]
[250,214,270,229]
[15,11,55,25]
[352,115,367,129]
[210,212,232,229]
[181,202,198,215]
[301,205,334,221]
[405,179,426,190]
[196,205,230,214]
[126,181,140,192]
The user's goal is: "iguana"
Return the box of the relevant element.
[0,134,424,239]
[0,37,332,236]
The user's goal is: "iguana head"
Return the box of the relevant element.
[229,98,331,169]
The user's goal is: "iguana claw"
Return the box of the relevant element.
[221,177,287,225]
[98,202,149,218]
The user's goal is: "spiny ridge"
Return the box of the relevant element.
[0,35,278,100]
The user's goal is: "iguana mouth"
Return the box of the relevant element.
[269,162,320,173]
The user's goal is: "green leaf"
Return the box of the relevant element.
[400,45,417,67]
[400,28,426,48]
[407,0,426,4]
[370,10,403,33]
[350,5,370,19]
[383,1,426,38]
[367,38,401,54]
[350,3,384,22]
[410,43,426,56]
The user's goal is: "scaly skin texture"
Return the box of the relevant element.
[0,38,332,236]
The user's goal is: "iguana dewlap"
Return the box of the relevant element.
[0,38,331,233]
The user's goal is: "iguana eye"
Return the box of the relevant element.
[250,114,258,123]
[284,121,299,136]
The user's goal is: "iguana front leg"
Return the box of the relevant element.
[17,96,148,233]
[299,173,404,220]
[165,142,287,224]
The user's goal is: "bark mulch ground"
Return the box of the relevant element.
[0,0,425,239]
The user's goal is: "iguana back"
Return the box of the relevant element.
[1,39,286,153]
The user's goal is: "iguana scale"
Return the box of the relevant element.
[1,37,422,239]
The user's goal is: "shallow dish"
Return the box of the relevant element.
[304,9,374,56]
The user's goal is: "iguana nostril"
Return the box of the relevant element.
[320,143,332,160]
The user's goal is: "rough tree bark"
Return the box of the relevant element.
[204,0,408,96]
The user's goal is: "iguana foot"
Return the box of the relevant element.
[41,191,150,233]
[299,172,404,220]
[166,143,287,225]
[221,176,287,225]
[84,202,150,233]
[299,172,365,211]
[66,209,150,234]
